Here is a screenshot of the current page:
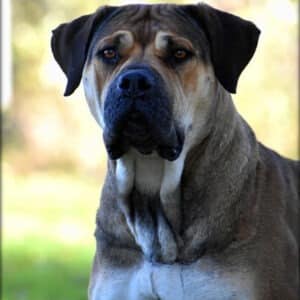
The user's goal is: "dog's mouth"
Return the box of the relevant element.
[122,111,154,154]
[103,107,183,161]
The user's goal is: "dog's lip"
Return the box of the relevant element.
[157,127,184,161]
[123,111,149,135]
[122,113,156,155]
[103,127,183,161]
[103,108,184,161]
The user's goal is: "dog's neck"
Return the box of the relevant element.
[100,85,258,263]
[185,85,257,172]
[179,86,259,261]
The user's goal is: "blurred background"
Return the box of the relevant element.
[2,0,298,299]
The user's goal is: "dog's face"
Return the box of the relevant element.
[83,6,215,161]
[51,4,260,161]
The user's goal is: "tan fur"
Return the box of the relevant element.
[72,5,298,300]
[84,27,214,154]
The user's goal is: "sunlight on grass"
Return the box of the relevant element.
[3,237,93,300]
[3,165,101,300]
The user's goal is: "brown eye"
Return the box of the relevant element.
[174,49,187,59]
[99,47,120,64]
[103,48,117,59]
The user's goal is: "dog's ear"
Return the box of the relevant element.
[183,4,260,94]
[51,6,116,96]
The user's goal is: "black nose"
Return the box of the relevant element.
[118,70,153,96]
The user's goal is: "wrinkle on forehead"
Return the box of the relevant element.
[88,5,210,62]
[155,31,195,52]
[96,30,134,52]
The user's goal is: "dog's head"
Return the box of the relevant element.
[51,4,260,161]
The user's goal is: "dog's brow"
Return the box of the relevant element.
[155,31,194,51]
[98,30,134,50]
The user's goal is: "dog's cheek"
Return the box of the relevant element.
[167,76,195,138]
[168,63,208,131]
[173,65,215,147]
[83,65,105,128]
[195,65,215,100]
[180,61,200,94]
[183,62,214,99]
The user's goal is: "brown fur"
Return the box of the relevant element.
[51,4,299,300]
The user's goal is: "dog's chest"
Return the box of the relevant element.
[116,151,166,197]
[91,258,256,300]
[116,151,183,262]
[134,153,164,194]
[141,261,255,300]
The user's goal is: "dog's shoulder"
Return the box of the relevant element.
[258,143,299,187]
[256,143,299,238]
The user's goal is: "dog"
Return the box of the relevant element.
[51,3,299,299]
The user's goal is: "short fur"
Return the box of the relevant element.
[51,4,299,300]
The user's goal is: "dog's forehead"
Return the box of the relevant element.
[91,5,209,53]
[104,5,190,35]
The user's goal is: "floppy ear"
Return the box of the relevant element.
[183,4,260,93]
[51,6,116,96]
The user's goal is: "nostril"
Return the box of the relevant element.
[138,77,152,91]
[117,70,153,94]
[119,77,130,90]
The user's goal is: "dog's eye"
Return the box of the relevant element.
[98,47,119,64]
[103,49,117,59]
[173,49,188,60]
[170,49,193,65]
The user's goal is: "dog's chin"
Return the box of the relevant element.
[103,116,184,161]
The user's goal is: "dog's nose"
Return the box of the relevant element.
[117,70,152,96]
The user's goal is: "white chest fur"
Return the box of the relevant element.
[115,149,187,262]
[115,149,186,198]
[134,151,165,195]
[90,257,255,300]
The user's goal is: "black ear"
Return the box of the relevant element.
[183,4,260,93]
[51,6,116,96]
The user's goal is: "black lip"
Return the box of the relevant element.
[103,123,184,161]
[157,126,184,161]
[121,111,156,154]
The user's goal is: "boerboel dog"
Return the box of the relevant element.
[51,3,299,300]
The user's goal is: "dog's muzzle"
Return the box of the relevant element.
[103,66,183,161]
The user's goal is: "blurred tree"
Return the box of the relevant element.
[12,0,99,96]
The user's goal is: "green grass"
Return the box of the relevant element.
[2,168,102,300]
[3,237,93,300]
